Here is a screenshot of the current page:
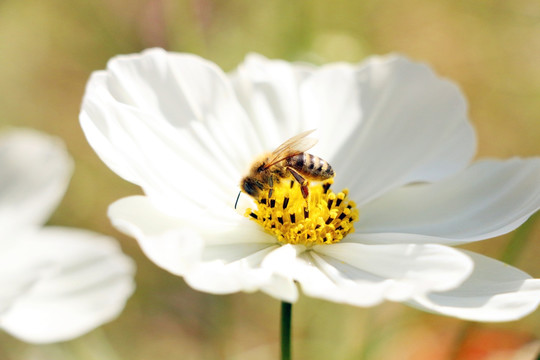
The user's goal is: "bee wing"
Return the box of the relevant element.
[265,129,318,168]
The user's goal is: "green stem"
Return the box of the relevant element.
[281,301,292,360]
[501,212,538,265]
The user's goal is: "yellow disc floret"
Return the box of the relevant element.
[245,179,359,246]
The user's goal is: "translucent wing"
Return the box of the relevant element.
[265,129,318,168]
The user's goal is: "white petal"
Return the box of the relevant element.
[108,196,276,276]
[410,250,540,322]
[184,244,283,295]
[229,54,475,205]
[105,48,257,169]
[0,227,135,343]
[262,243,472,306]
[108,196,204,276]
[302,56,476,205]
[357,158,540,244]
[181,233,297,300]
[80,49,257,216]
[259,274,298,303]
[299,63,364,161]
[230,53,314,151]
[109,196,297,299]
[0,129,72,237]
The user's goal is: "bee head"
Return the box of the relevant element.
[241,177,264,197]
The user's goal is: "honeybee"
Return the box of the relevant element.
[240,129,334,202]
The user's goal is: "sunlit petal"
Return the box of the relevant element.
[262,243,472,306]
[357,158,540,244]
[81,49,258,216]
[304,56,476,205]
[109,195,277,276]
[230,53,315,151]
[410,251,540,322]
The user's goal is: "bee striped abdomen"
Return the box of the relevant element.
[287,153,334,180]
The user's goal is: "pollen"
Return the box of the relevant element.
[245,179,359,246]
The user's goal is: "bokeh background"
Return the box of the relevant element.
[1,0,540,359]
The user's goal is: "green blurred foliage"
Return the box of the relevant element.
[0,0,539,359]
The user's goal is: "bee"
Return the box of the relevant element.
[240,129,334,202]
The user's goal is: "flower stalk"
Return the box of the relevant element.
[281,302,292,360]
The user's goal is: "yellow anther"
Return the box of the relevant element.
[245,179,359,246]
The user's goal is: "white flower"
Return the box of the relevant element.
[0,129,135,343]
[80,48,540,321]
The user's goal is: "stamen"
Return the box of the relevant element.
[322,182,331,193]
[245,179,359,246]
[283,197,289,209]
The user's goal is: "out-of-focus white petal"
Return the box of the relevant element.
[303,56,476,205]
[0,232,48,314]
[357,158,540,244]
[262,243,472,306]
[0,129,72,238]
[0,227,135,344]
[410,251,540,322]
[80,48,257,216]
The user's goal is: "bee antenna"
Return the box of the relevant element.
[234,191,242,209]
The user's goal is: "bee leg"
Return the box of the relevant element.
[287,167,309,198]
[268,175,274,199]
[300,184,309,199]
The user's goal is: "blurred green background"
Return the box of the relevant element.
[1,0,540,359]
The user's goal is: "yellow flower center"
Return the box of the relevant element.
[245,179,359,246]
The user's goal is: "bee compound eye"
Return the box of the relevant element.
[242,178,260,197]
